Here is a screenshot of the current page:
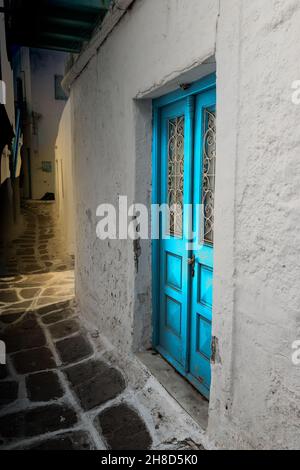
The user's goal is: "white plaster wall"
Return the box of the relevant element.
[71,0,219,353]
[209,0,300,450]
[29,49,68,200]
[55,99,75,255]
[69,0,300,450]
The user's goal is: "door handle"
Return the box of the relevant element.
[188,255,195,266]
[188,254,196,277]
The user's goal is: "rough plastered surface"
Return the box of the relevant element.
[71,0,219,359]
[210,0,300,450]
[69,0,300,450]
[55,100,75,255]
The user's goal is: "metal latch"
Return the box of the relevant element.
[188,254,196,277]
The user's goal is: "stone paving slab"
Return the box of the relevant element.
[0,284,10,290]
[65,360,126,411]
[0,405,78,445]
[0,290,19,303]
[12,347,57,374]
[0,312,25,324]
[55,334,93,365]
[1,300,33,313]
[96,404,152,450]
[0,381,19,409]
[36,300,72,316]
[26,372,64,402]
[20,288,41,299]
[2,314,46,353]
[41,308,74,325]
[49,319,80,340]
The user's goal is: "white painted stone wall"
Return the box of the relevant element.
[71,0,218,361]
[29,49,68,200]
[55,99,75,255]
[13,48,68,200]
[68,0,300,450]
[210,0,300,450]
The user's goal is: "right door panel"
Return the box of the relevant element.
[189,89,216,399]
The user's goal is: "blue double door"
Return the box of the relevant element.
[154,81,216,399]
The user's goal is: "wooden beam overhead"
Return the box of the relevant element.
[3,0,110,53]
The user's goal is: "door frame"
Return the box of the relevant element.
[152,73,216,395]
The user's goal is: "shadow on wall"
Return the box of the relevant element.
[54,99,75,256]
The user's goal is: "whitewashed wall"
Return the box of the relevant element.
[71,0,218,361]
[28,49,68,200]
[68,0,300,450]
[55,99,75,255]
[211,0,300,450]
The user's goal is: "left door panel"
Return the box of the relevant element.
[157,99,193,370]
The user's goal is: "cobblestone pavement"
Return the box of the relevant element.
[0,202,154,450]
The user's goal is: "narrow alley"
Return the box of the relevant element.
[0,202,204,451]
[1,0,299,453]
[0,202,148,450]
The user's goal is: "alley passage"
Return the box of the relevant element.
[0,202,152,450]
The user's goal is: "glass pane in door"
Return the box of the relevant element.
[202,109,216,245]
[167,116,185,238]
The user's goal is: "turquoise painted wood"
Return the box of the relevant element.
[153,75,216,399]
[188,90,216,398]
[157,98,193,369]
